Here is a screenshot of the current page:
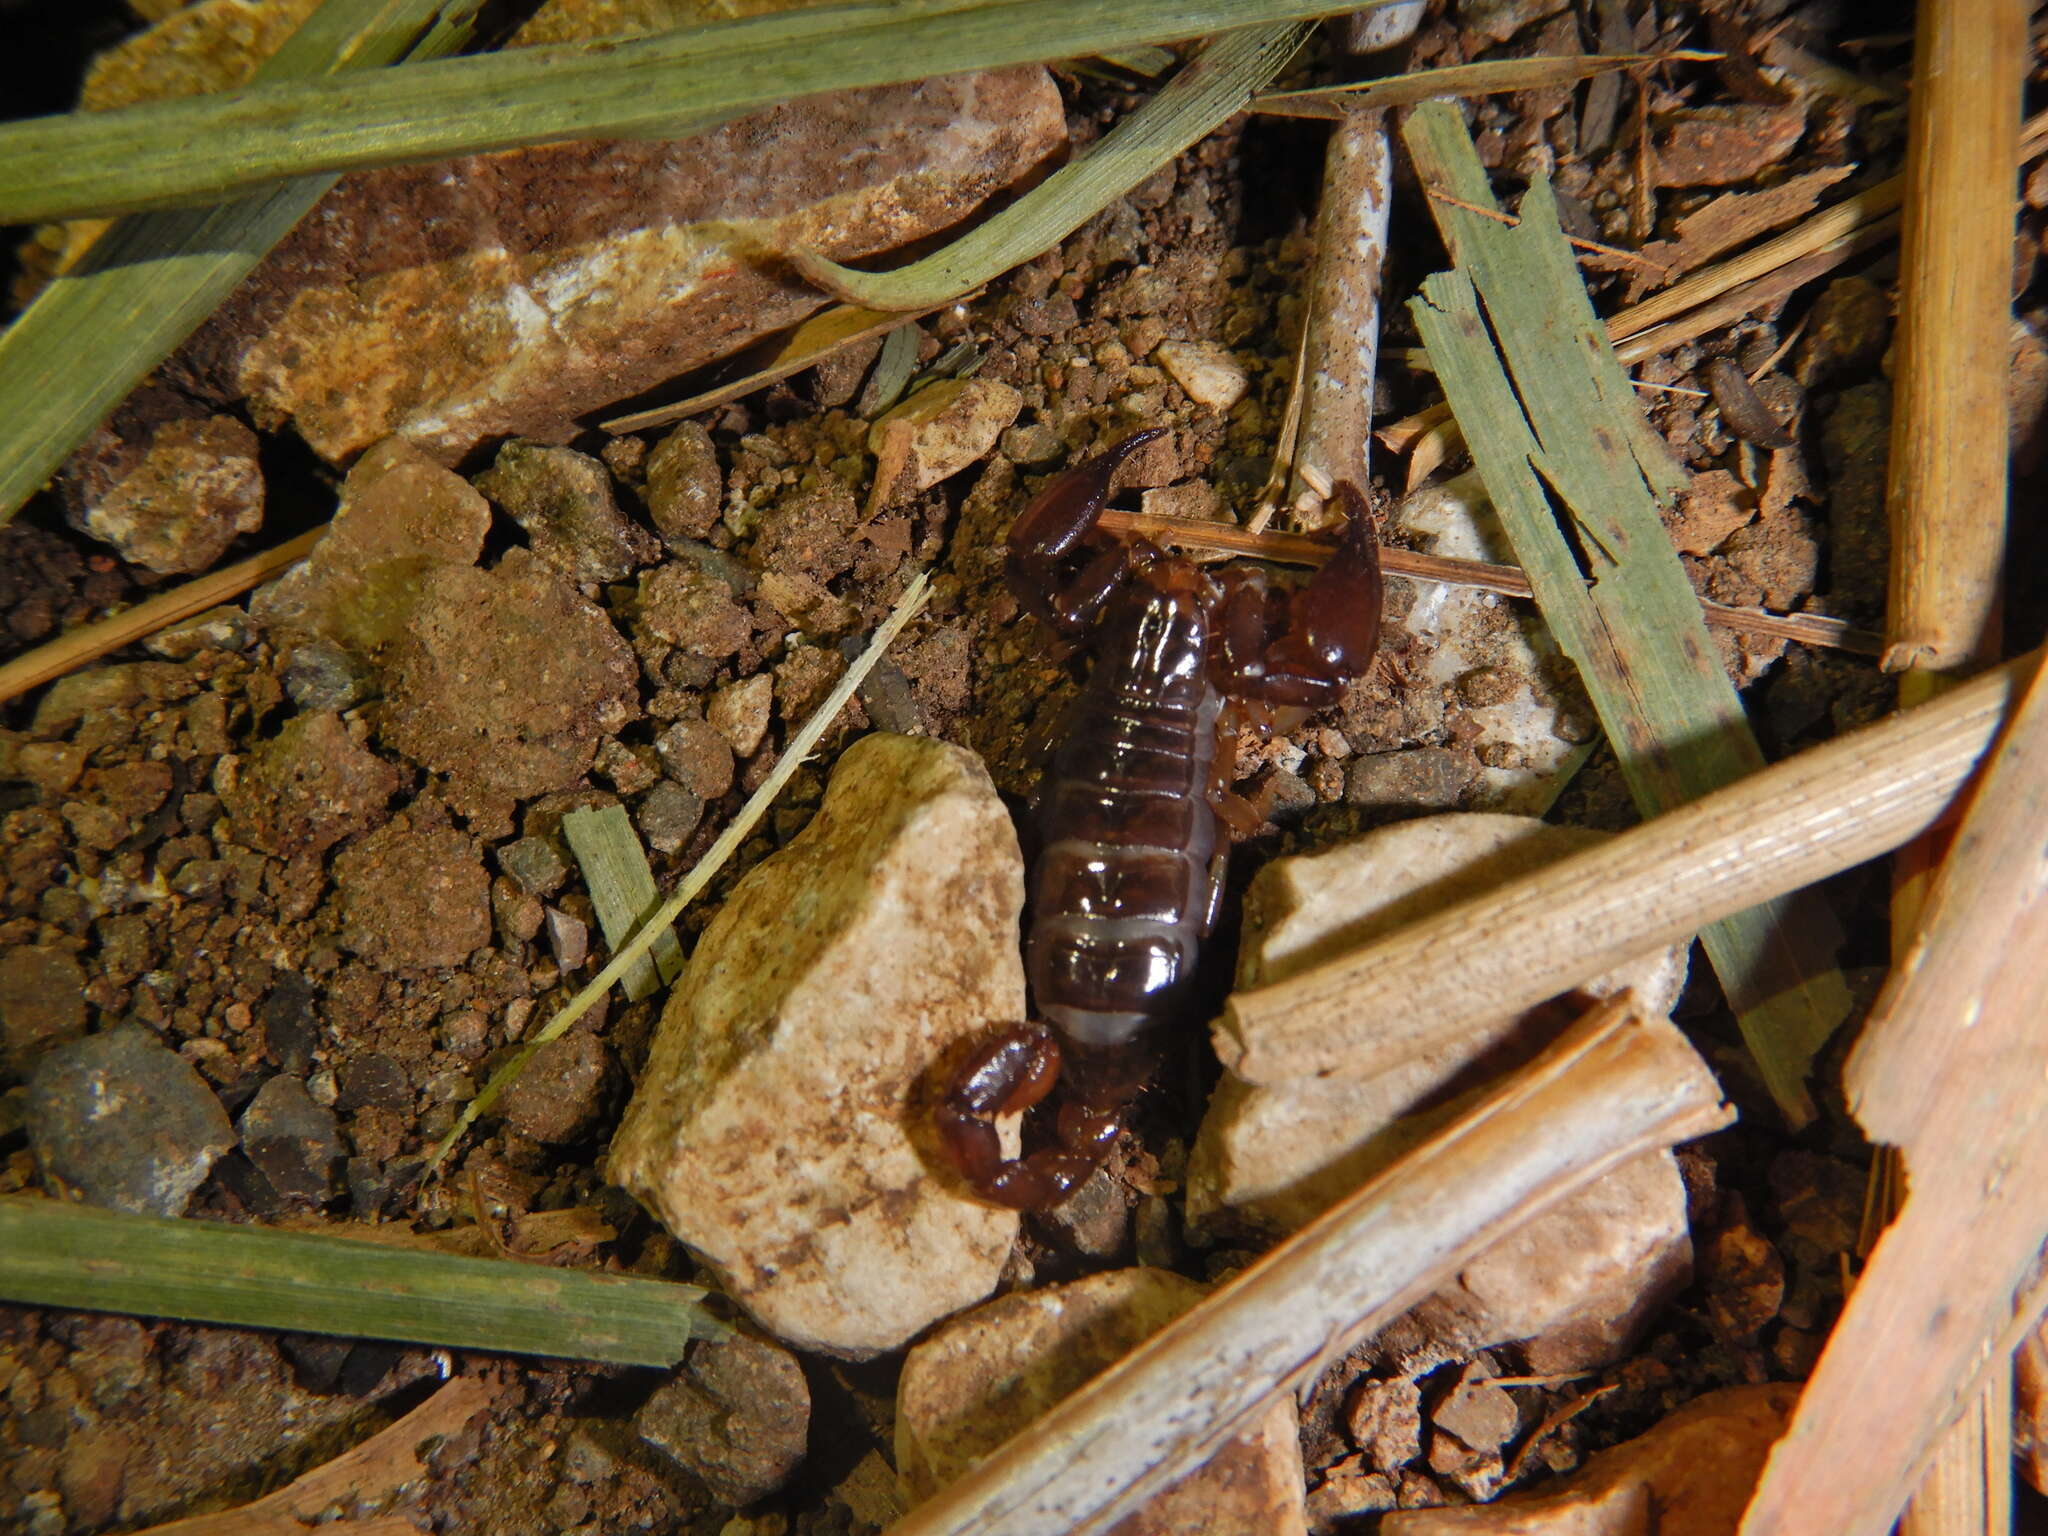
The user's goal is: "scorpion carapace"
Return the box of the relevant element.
[938,430,1385,1210]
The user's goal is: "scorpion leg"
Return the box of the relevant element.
[1214,481,1383,708]
[937,1027,1156,1210]
[1006,428,1167,635]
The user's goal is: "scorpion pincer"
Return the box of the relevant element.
[938,428,1385,1209]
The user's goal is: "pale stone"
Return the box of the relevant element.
[60,406,263,575]
[1381,1384,1798,1536]
[1154,340,1250,412]
[708,673,775,757]
[1188,813,1692,1371]
[607,734,1024,1356]
[1388,474,1594,812]
[897,1268,1307,1536]
[867,379,1025,511]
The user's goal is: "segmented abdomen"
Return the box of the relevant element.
[1027,585,1220,1048]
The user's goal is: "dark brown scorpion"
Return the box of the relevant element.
[937,428,1385,1209]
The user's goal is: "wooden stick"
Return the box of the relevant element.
[886,998,1731,1536]
[1214,649,2036,1086]
[1740,651,2048,1536]
[1094,507,1880,654]
[0,526,322,708]
[1883,0,2026,675]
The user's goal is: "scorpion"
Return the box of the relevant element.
[937,428,1385,1209]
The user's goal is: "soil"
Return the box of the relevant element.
[4,3,2045,1534]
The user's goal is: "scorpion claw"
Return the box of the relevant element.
[1005,428,1168,634]
[938,1024,1132,1210]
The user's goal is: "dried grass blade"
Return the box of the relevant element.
[427,570,932,1172]
[1401,101,1851,1125]
[0,1197,725,1365]
[0,0,1381,225]
[1252,50,1719,119]
[789,23,1309,312]
[0,0,474,525]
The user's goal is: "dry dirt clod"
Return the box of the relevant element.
[330,814,491,974]
[216,710,399,860]
[636,1333,811,1507]
[379,549,638,832]
[0,944,89,1077]
[26,1024,235,1215]
[607,734,1025,1356]
[645,420,724,547]
[896,1267,1309,1536]
[473,441,660,584]
[1190,813,1693,1373]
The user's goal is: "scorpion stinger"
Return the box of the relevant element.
[940,437,1386,1212]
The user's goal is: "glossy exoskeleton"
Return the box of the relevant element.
[938,429,1385,1209]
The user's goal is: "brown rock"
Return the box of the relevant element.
[218,711,400,858]
[897,1268,1308,1536]
[1382,1384,1798,1536]
[636,1333,811,1506]
[655,718,735,800]
[1189,814,1693,1372]
[1652,104,1808,188]
[171,75,1066,462]
[473,441,659,584]
[606,734,1024,1355]
[0,945,89,1076]
[80,0,318,110]
[499,1026,612,1144]
[637,562,751,659]
[380,549,637,826]
[331,815,491,972]
[58,388,263,574]
[250,437,492,664]
[645,420,724,546]
[1154,341,1250,412]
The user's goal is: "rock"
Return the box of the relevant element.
[637,563,751,659]
[1188,813,1692,1371]
[31,661,196,740]
[867,379,1025,509]
[1035,1164,1132,1261]
[1375,474,1596,811]
[645,422,724,547]
[594,739,661,797]
[607,734,1025,1356]
[545,906,590,971]
[655,718,735,800]
[1430,1362,1518,1456]
[1344,746,1476,812]
[331,814,492,973]
[1652,104,1808,188]
[499,1027,611,1144]
[58,386,263,573]
[217,711,400,858]
[897,1268,1308,1536]
[250,437,492,665]
[473,441,659,584]
[1381,1384,1798,1536]
[1154,341,1249,412]
[636,1333,811,1506]
[380,549,638,828]
[168,75,1066,463]
[0,945,89,1077]
[637,781,705,854]
[26,1025,235,1215]
[499,835,569,897]
[1348,1375,1425,1472]
[144,603,255,659]
[238,1074,344,1203]
[707,674,774,758]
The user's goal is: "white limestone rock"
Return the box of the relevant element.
[897,1267,1307,1536]
[1188,812,1694,1372]
[607,734,1024,1356]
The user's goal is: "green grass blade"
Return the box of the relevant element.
[1252,50,1720,119]
[0,0,1387,224]
[1401,101,1850,1125]
[0,1198,724,1365]
[561,805,685,1003]
[790,22,1309,310]
[0,0,476,526]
